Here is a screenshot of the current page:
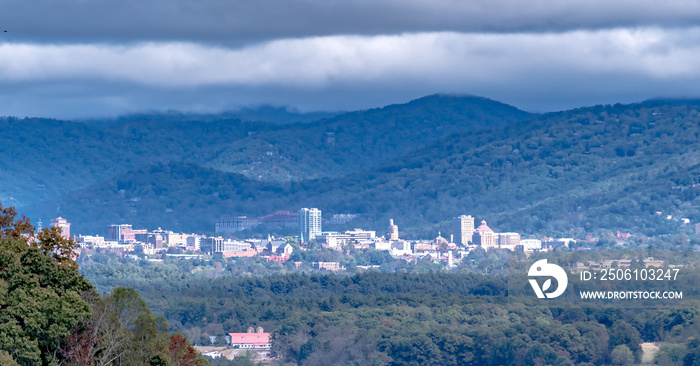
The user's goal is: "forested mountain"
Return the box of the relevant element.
[87,105,339,126]
[10,96,700,238]
[203,94,531,181]
[0,116,269,207]
[25,100,700,238]
[2,94,525,210]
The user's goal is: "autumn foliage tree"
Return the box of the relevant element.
[169,333,210,366]
[0,204,210,365]
[0,204,34,241]
[35,225,80,268]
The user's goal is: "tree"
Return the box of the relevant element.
[609,321,643,362]
[0,206,186,365]
[0,235,93,364]
[611,344,634,365]
[169,333,211,366]
[35,226,80,268]
[59,318,99,366]
[107,287,171,365]
[0,350,19,366]
[0,204,34,241]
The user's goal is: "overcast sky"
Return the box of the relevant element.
[3,0,700,118]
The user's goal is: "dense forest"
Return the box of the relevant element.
[77,247,700,366]
[2,94,522,208]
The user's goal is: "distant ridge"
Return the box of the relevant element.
[83,105,340,126]
[27,98,700,237]
[13,95,700,238]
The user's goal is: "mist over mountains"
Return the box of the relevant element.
[4,94,698,238]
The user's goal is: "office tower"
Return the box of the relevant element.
[388,219,399,240]
[108,224,134,242]
[452,215,474,245]
[298,208,322,243]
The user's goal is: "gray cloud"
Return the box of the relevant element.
[4,29,700,87]
[4,1,700,118]
[3,0,700,44]
[2,28,700,118]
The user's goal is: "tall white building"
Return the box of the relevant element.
[388,219,399,240]
[298,208,322,243]
[452,215,474,245]
[51,217,71,239]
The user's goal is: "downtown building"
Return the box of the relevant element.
[298,208,322,243]
[473,220,497,250]
[452,215,475,245]
[215,211,298,233]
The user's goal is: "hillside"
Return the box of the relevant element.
[204,94,532,181]
[0,117,136,206]
[25,101,700,238]
[86,105,339,126]
[0,116,272,207]
[310,102,700,237]
[2,94,527,210]
[28,162,293,234]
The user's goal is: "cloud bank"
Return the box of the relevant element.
[3,1,700,117]
[4,29,700,85]
[3,0,700,44]
[2,28,700,117]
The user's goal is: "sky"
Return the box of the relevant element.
[3,0,700,118]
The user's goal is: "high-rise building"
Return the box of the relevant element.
[452,215,474,245]
[298,208,322,243]
[473,220,496,250]
[388,219,399,240]
[108,224,134,242]
[200,236,224,254]
[51,217,71,239]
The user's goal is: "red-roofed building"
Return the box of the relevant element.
[229,327,271,349]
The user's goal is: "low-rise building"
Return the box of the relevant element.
[312,262,342,271]
[520,239,543,252]
[215,216,262,233]
[228,327,271,349]
[372,240,392,251]
[76,235,105,247]
[330,214,358,225]
[319,229,376,249]
[497,232,521,250]
[390,240,412,256]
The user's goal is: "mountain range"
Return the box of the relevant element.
[4,95,698,238]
